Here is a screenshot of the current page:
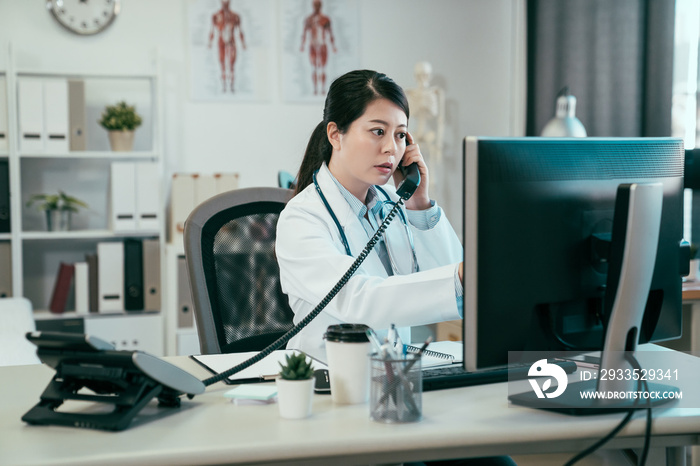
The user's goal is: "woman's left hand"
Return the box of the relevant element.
[394,132,431,210]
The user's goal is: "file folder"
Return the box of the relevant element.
[170,173,195,245]
[97,242,124,312]
[18,78,44,153]
[176,255,193,328]
[142,238,160,311]
[74,261,89,315]
[110,162,137,232]
[194,174,216,207]
[0,76,8,152]
[67,80,86,151]
[0,241,11,298]
[0,160,10,233]
[135,162,160,231]
[214,172,239,194]
[49,262,75,314]
[43,79,69,153]
[85,253,99,313]
[123,238,144,311]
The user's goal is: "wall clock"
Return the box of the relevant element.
[46,0,120,36]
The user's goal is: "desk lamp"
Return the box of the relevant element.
[540,87,587,137]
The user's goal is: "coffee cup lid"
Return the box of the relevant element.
[324,323,370,343]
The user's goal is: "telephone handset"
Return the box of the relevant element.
[396,162,421,200]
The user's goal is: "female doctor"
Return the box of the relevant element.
[275,69,464,356]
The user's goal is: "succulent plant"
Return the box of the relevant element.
[278,352,314,380]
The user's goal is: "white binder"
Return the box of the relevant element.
[43,78,69,153]
[18,78,44,153]
[0,77,8,152]
[214,172,239,194]
[170,173,195,245]
[135,162,160,231]
[110,162,137,232]
[74,261,89,315]
[97,242,124,312]
[142,238,161,311]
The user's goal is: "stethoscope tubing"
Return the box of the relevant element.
[312,170,418,273]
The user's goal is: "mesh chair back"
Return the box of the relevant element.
[184,188,295,354]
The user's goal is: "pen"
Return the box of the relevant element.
[387,324,398,355]
[392,324,406,357]
[402,335,433,375]
[376,336,433,410]
[366,328,383,355]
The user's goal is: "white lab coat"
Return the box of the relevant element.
[276,163,463,357]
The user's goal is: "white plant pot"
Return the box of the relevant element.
[276,378,314,419]
[108,130,135,152]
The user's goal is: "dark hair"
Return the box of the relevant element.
[294,70,410,195]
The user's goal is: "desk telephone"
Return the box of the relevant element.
[22,162,421,431]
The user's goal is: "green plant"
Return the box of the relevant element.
[26,191,88,213]
[98,101,143,131]
[278,352,314,380]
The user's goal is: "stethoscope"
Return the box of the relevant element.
[313,170,419,274]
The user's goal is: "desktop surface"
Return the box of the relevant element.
[2,348,700,466]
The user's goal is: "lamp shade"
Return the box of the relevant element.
[541,91,587,137]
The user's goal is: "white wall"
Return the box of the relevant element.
[0,0,525,228]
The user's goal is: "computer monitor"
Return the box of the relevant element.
[462,137,685,372]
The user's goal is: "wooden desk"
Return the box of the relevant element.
[1,348,700,466]
[683,281,700,302]
[682,281,700,354]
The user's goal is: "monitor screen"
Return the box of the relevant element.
[462,137,685,371]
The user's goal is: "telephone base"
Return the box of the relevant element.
[21,332,205,431]
[21,362,190,431]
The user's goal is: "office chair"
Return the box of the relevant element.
[184,187,295,354]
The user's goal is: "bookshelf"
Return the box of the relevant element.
[1,45,166,355]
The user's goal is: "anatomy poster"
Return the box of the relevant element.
[281,0,360,102]
[188,0,272,101]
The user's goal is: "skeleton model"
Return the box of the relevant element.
[406,61,445,184]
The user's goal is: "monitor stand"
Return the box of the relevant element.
[509,183,679,415]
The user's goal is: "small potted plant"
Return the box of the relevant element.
[276,352,315,419]
[98,100,143,152]
[26,191,88,232]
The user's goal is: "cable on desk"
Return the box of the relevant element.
[563,353,652,466]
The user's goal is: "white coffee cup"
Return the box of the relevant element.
[324,323,371,405]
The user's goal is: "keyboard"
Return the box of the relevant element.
[422,360,578,392]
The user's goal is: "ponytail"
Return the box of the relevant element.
[295,121,331,195]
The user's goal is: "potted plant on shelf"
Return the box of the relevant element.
[98,100,143,152]
[276,352,315,419]
[26,191,88,232]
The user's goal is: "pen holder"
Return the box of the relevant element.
[369,354,422,423]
